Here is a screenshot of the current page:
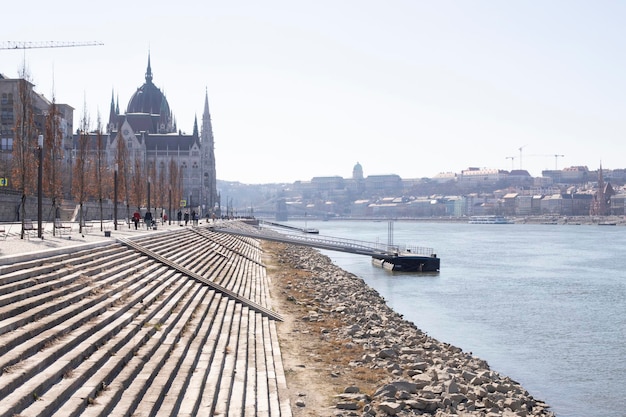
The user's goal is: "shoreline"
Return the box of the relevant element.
[267,241,555,416]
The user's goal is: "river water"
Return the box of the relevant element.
[286,220,625,417]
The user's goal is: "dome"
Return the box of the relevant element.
[127,55,171,117]
[353,162,363,180]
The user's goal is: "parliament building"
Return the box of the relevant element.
[103,55,219,215]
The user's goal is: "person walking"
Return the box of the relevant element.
[144,211,153,230]
[132,211,141,230]
[184,210,189,226]
[177,210,182,225]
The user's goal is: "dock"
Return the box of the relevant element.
[212,221,440,272]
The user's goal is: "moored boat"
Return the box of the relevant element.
[371,251,440,272]
[468,215,513,224]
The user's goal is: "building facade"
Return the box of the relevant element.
[102,56,219,215]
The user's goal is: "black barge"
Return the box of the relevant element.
[371,252,440,272]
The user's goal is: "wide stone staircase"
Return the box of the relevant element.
[0,226,291,417]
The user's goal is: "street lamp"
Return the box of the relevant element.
[37,135,43,239]
[114,163,118,231]
[168,186,172,225]
[147,178,151,214]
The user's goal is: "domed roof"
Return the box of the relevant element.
[127,55,171,116]
[353,161,364,180]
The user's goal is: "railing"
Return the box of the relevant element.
[213,222,435,257]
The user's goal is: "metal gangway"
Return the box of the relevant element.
[209,221,435,258]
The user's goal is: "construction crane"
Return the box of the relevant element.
[0,41,103,50]
[553,154,565,170]
[505,156,515,170]
[518,144,528,170]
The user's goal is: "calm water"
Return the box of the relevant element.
[287,220,626,417]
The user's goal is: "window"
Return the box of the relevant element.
[1,138,13,151]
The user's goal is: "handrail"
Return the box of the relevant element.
[118,237,283,322]
[211,224,435,257]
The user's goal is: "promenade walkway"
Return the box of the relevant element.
[0,220,292,416]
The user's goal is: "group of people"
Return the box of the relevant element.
[131,211,155,230]
[176,209,199,226]
[130,208,205,230]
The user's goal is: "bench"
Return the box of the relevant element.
[80,221,94,234]
[54,218,72,236]
[23,219,38,239]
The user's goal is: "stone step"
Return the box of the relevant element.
[23,273,197,417]
[0,262,182,417]
[0,226,292,417]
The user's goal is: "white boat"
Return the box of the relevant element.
[468,215,513,224]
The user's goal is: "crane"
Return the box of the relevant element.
[505,156,515,170]
[518,144,528,170]
[0,41,103,50]
[553,154,565,170]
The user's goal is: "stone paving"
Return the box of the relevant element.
[0,219,204,264]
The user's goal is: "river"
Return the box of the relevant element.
[284,219,625,417]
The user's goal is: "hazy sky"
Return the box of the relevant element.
[3,1,625,184]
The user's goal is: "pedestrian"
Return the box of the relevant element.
[191,210,197,226]
[145,211,153,229]
[184,210,189,226]
[177,210,182,225]
[133,211,141,230]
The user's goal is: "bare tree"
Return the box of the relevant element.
[115,130,131,226]
[44,95,65,234]
[11,66,38,239]
[169,157,180,219]
[94,115,111,231]
[130,157,146,212]
[73,108,91,234]
[157,160,167,220]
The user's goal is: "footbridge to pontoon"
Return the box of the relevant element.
[209,221,435,258]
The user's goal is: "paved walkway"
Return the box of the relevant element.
[0,219,207,264]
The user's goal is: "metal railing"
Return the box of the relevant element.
[212,222,435,258]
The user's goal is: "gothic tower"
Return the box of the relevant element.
[201,88,219,214]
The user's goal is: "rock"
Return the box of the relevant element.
[378,348,397,359]
[373,383,397,398]
[336,401,358,410]
[389,380,418,394]
[444,378,460,394]
[377,401,403,415]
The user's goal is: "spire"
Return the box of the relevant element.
[201,87,217,213]
[145,51,153,84]
[192,114,199,138]
[109,89,115,115]
[108,89,117,133]
[203,87,210,118]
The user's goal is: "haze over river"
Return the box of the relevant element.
[285,219,626,417]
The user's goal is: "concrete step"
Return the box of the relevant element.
[0,226,292,417]
[0,261,182,417]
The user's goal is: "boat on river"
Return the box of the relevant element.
[371,247,440,272]
[468,215,513,224]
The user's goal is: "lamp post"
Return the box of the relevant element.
[114,164,118,231]
[37,135,43,239]
[147,178,151,214]
[168,186,172,226]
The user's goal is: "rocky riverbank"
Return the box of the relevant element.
[266,242,555,416]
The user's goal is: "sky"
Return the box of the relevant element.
[3,1,626,184]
